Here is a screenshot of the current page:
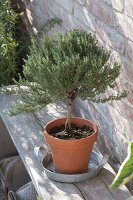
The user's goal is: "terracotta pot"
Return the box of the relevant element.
[44,117,98,174]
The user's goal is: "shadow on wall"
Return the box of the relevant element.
[15,0,44,34]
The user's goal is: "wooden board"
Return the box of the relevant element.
[0,92,131,200]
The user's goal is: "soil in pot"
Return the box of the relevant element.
[49,123,94,140]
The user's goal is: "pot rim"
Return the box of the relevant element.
[44,117,98,142]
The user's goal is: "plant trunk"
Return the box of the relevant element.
[65,88,78,132]
[65,99,73,132]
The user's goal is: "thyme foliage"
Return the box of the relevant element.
[8,29,127,115]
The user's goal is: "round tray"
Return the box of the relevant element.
[40,146,109,183]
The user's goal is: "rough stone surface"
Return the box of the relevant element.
[76,0,86,5]
[121,59,133,84]
[116,13,133,42]
[101,0,124,12]
[125,0,133,19]
[125,40,133,61]
[87,0,116,26]
[18,0,133,173]
[96,20,126,54]
[54,0,74,14]
[74,2,96,31]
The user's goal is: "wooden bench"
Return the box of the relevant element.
[0,91,131,200]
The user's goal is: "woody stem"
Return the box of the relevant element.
[65,88,77,132]
[65,99,74,132]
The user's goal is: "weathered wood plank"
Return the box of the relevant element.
[0,92,132,200]
[0,93,84,200]
[74,166,131,200]
[99,163,131,199]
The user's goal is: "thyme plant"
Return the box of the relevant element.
[9,29,127,131]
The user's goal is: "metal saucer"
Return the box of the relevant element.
[41,147,109,183]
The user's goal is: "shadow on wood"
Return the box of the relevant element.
[0,117,18,160]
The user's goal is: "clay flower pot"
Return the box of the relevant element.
[44,117,98,174]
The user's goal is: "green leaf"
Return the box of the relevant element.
[110,141,133,189]
[37,197,43,200]
[127,197,133,200]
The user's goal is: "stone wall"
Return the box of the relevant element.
[19,0,133,168]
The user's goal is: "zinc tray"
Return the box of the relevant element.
[34,145,109,183]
